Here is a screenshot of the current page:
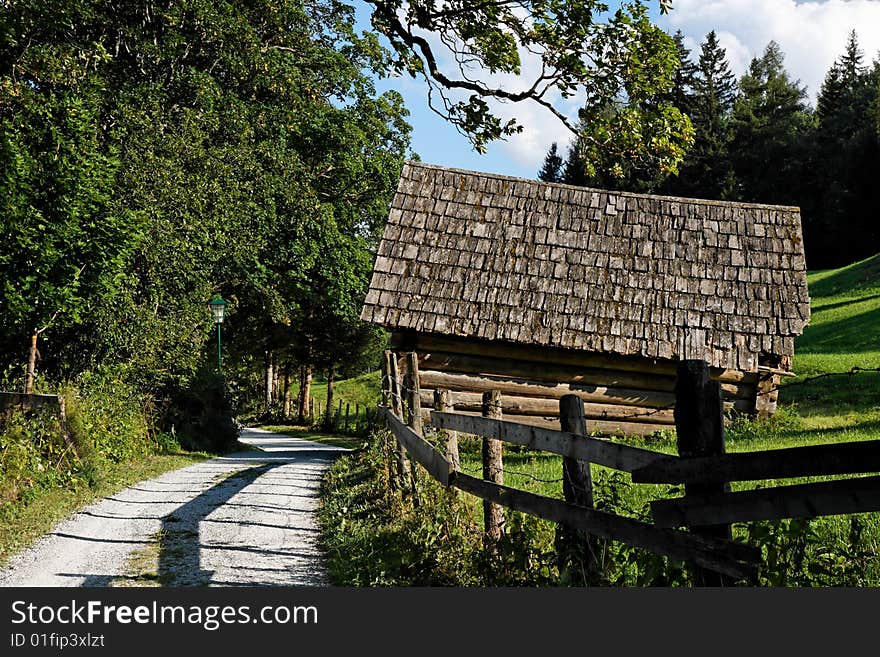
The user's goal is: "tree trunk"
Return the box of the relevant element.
[324,366,335,429]
[24,333,38,395]
[273,361,281,407]
[265,351,274,410]
[282,363,292,419]
[298,365,312,423]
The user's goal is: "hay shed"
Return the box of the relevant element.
[360,162,811,435]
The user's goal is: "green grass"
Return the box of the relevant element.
[298,370,382,413]
[320,253,880,586]
[779,253,880,443]
[0,451,208,567]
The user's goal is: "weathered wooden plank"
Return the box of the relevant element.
[419,368,677,408]
[418,388,676,424]
[388,351,410,486]
[385,408,452,486]
[417,351,756,400]
[452,473,757,579]
[431,412,667,472]
[0,392,63,411]
[558,395,596,574]
[674,359,732,586]
[411,333,760,384]
[651,476,880,527]
[427,408,673,437]
[434,389,459,471]
[632,440,880,484]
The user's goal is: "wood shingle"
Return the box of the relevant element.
[361,162,811,373]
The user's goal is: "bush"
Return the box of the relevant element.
[161,368,239,453]
[0,367,160,510]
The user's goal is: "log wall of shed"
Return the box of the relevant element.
[392,333,778,437]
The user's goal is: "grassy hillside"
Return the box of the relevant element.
[312,371,382,409]
[778,254,880,443]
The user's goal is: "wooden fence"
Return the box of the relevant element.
[380,350,880,583]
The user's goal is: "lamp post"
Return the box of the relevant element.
[209,295,227,371]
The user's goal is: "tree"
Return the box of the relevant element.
[538,143,564,183]
[810,31,880,267]
[0,1,410,415]
[657,30,699,115]
[367,0,691,182]
[729,42,814,206]
[670,31,738,199]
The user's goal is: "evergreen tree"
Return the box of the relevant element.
[668,31,737,199]
[811,31,880,267]
[558,143,580,186]
[538,142,564,182]
[657,30,698,115]
[729,42,814,206]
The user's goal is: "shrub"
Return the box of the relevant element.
[161,368,239,453]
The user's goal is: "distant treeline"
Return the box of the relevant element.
[540,30,880,270]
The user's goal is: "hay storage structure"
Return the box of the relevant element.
[361,162,811,436]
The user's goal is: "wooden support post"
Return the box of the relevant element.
[403,352,422,506]
[344,402,350,431]
[434,389,459,471]
[557,394,598,580]
[388,352,411,488]
[381,350,391,407]
[482,389,505,545]
[675,359,735,586]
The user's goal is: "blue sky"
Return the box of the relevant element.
[354,1,880,180]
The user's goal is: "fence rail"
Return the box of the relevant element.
[380,349,880,583]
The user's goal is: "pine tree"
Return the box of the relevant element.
[561,143,588,186]
[729,41,813,205]
[538,142,564,182]
[666,31,737,199]
[658,30,698,114]
[839,29,866,85]
[811,31,880,267]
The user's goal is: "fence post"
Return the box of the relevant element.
[482,389,505,546]
[344,402,350,432]
[557,394,597,580]
[674,359,734,586]
[388,351,411,489]
[434,389,459,471]
[403,352,422,505]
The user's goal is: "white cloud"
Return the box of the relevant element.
[664,0,880,100]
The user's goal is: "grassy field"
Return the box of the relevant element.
[320,254,880,586]
[297,371,382,413]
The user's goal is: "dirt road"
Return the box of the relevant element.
[0,429,346,587]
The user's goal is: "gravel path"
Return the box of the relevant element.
[0,429,347,587]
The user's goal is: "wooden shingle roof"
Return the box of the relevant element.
[361,162,811,372]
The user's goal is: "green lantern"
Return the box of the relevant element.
[209,295,228,371]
